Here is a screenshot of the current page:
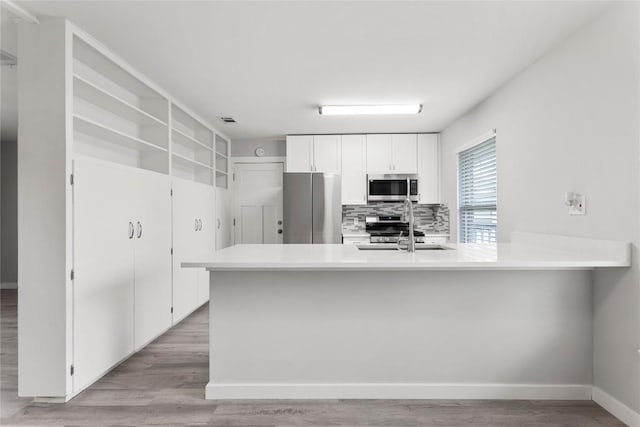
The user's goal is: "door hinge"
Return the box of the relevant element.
[70,365,74,376]
[170,248,173,255]
[170,307,173,314]
[233,218,236,226]
[70,270,74,281]
[170,189,173,196]
[70,174,74,185]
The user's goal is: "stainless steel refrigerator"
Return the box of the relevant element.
[283,173,342,244]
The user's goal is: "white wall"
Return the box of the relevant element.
[441,3,639,415]
[232,137,285,158]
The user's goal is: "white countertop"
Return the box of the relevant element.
[183,233,630,271]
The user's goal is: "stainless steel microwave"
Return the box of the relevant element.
[367,174,419,202]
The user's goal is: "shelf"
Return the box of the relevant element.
[216,170,229,176]
[74,115,168,154]
[172,128,213,152]
[74,74,167,127]
[172,152,214,171]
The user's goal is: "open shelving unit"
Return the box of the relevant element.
[215,134,230,189]
[171,105,215,186]
[72,35,170,174]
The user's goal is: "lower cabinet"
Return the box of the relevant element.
[72,159,172,393]
[172,178,215,323]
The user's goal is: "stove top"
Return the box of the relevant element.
[365,215,425,243]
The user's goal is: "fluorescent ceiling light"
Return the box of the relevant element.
[319,104,422,115]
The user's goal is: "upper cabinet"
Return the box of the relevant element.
[365,134,417,174]
[341,135,367,205]
[286,135,341,173]
[418,134,440,204]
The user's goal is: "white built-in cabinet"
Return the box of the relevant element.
[18,20,230,400]
[286,135,341,172]
[341,135,367,205]
[366,134,418,174]
[172,179,215,322]
[216,188,234,249]
[286,133,439,205]
[417,134,440,204]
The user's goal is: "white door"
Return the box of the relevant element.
[313,135,341,173]
[285,135,312,172]
[366,134,392,173]
[341,135,367,204]
[391,134,418,173]
[418,134,441,204]
[171,178,200,323]
[216,188,233,249]
[133,172,172,350]
[234,162,284,244]
[73,159,135,392]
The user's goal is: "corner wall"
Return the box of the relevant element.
[440,3,640,417]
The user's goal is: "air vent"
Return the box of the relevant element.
[0,50,17,67]
[219,117,237,124]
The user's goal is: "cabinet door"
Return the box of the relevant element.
[366,134,392,173]
[313,135,341,173]
[286,135,313,172]
[341,135,367,204]
[171,178,200,323]
[391,134,418,173]
[196,185,215,305]
[133,172,172,350]
[73,159,135,392]
[215,188,233,249]
[418,134,441,204]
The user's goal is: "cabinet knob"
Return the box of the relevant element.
[278,229,283,234]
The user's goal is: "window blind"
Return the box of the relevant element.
[458,137,497,243]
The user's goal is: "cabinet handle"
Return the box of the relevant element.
[195,219,199,231]
[136,221,142,239]
[198,219,203,231]
[217,218,221,230]
[128,222,134,239]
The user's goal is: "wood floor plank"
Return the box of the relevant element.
[0,289,626,426]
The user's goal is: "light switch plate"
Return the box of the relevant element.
[353,218,359,225]
[569,194,586,215]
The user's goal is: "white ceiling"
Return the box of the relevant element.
[11,1,612,140]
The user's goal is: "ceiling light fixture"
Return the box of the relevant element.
[318,104,422,116]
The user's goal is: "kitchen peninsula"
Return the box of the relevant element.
[184,233,629,400]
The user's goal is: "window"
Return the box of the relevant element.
[458,136,497,243]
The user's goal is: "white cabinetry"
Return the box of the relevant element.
[172,178,215,323]
[286,135,341,172]
[366,134,417,174]
[418,134,441,204]
[341,135,367,205]
[216,188,233,249]
[73,158,172,392]
[391,134,418,173]
[18,20,228,401]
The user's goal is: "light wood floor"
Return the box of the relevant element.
[0,289,624,426]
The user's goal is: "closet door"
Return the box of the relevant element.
[171,178,200,323]
[73,159,135,392]
[195,185,215,305]
[133,172,172,349]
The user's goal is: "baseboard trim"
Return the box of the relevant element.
[1,282,17,289]
[205,382,592,400]
[592,387,640,427]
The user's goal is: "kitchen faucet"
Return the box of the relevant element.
[401,198,416,253]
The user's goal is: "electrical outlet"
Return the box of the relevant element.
[569,194,586,215]
[353,217,359,225]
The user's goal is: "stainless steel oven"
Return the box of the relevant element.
[367,174,419,202]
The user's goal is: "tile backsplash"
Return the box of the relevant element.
[342,203,450,234]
